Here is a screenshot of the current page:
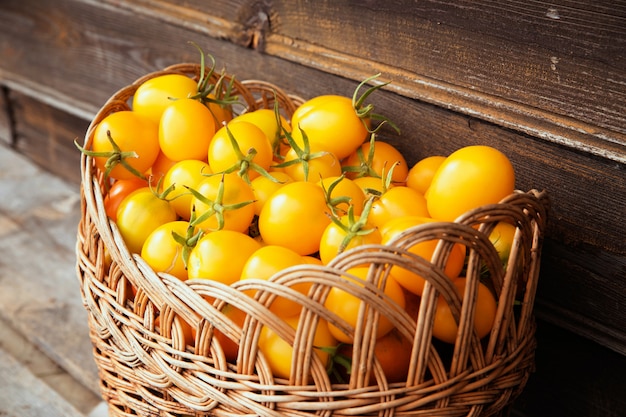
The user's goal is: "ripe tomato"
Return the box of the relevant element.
[104,178,148,221]
[250,171,294,216]
[208,121,273,181]
[381,216,467,296]
[187,230,261,284]
[324,266,406,344]
[318,176,365,216]
[132,73,198,125]
[489,221,517,265]
[342,140,408,184]
[240,245,311,317]
[405,155,446,194]
[162,159,211,220]
[213,303,246,363]
[148,151,177,188]
[91,111,160,181]
[159,98,217,161]
[290,95,368,160]
[426,145,515,221]
[141,220,191,281]
[433,277,497,344]
[258,315,337,380]
[116,187,177,254]
[191,173,256,233]
[205,93,233,126]
[352,175,393,197]
[258,181,332,255]
[231,108,292,158]
[318,215,381,265]
[368,186,429,229]
[281,145,343,182]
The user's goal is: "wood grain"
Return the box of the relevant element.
[0,146,100,395]
[0,347,86,417]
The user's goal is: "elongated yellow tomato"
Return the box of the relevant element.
[191,173,256,233]
[318,215,381,265]
[368,186,429,229]
[91,111,160,181]
[426,146,515,221]
[132,73,198,125]
[405,155,446,194]
[159,98,216,161]
[324,266,406,344]
[290,95,368,160]
[141,221,190,281]
[240,245,311,317]
[162,159,212,220]
[381,215,466,296]
[259,315,337,380]
[231,108,292,157]
[342,140,409,184]
[116,187,177,254]
[281,145,342,182]
[187,230,261,284]
[317,176,365,216]
[250,171,294,216]
[258,181,332,255]
[433,277,497,344]
[208,121,273,181]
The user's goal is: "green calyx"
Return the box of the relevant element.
[352,73,400,135]
[329,195,377,255]
[186,174,255,232]
[214,123,280,185]
[74,130,146,188]
[341,133,379,179]
[272,123,329,182]
[187,42,240,113]
[171,211,204,270]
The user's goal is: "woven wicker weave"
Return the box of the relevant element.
[76,63,549,417]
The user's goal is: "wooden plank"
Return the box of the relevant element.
[0,86,13,146]
[0,347,86,417]
[0,317,102,415]
[266,0,626,162]
[9,90,87,185]
[0,144,100,395]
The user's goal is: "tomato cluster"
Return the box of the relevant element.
[83,52,519,384]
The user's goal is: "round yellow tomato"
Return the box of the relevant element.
[290,95,368,160]
[258,181,332,255]
[318,215,381,265]
[281,145,343,182]
[116,187,177,254]
[187,230,261,284]
[231,108,291,157]
[159,98,217,161]
[141,220,191,281]
[91,111,160,181]
[162,159,211,220]
[381,216,467,296]
[240,245,311,317]
[342,140,408,184]
[318,176,366,216]
[489,221,517,265]
[259,315,337,380]
[405,155,446,194]
[250,171,294,216]
[433,277,497,344]
[426,146,515,221]
[324,266,406,344]
[132,73,198,125]
[368,186,429,229]
[191,173,256,233]
[208,121,273,182]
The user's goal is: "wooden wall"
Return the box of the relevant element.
[1,0,624,416]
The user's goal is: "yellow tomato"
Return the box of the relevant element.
[405,155,446,194]
[426,146,515,221]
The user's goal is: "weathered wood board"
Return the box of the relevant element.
[0,145,100,395]
[0,347,86,417]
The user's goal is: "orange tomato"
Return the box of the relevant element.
[324,266,406,344]
[426,145,515,221]
[405,155,446,194]
[433,277,497,344]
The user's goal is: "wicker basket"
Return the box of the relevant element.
[76,63,549,417]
